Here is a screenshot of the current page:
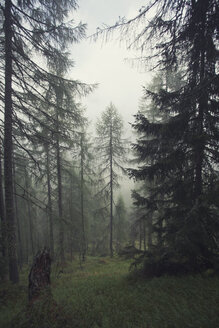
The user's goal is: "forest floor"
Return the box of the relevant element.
[0,256,219,328]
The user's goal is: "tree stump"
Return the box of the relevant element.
[28,248,51,301]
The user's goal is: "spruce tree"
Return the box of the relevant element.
[127,1,219,274]
[131,71,185,253]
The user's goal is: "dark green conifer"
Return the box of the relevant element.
[128,0,219,274]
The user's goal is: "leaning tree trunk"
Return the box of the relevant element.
[4,0,19,283]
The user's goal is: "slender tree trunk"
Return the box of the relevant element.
[194,56,205,201]
[191,1,207,203]
[57,133,64,262]
[69,173,74,261]
[157,218,163,249]
[80,133,86,261]
[143,219,146,251]
[24,212,29,264]
[4,0,19,283]
[193,6,209,258]
[0,147,6,259]
[109,123,113,257]
[55,88,65,263]
[0,145,8,280]
[139,220,142,250]
[13,160,23,268]
[45,144,54,259]
[147,216,153,251]
[24,166,34,257]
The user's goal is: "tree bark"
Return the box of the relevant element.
[191,1,207,203]
[4,0,19,283]
[25,165,34,258]
[147,216,153,251]
[55,87,65,263]
[45,144,54,259]
[157,217,163,249]
[0,147,6,259]
[28,248,51,301]
[69,172,74,261]
[109,123,113,257]
[139,219,142,250]
[194,53,205,200]
[80,133,86,261]
[13,160,23,268]
[143,219,146,251]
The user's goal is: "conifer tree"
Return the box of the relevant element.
[78,128,94,261]
[114,195,127,252]
[131,71,185,253]
[127,0,219,274]
[96,103,127,257]
[0,0,90,282]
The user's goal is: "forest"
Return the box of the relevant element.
[0,0,219,327]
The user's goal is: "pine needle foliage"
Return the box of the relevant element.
[1,0,92,282]
[128,0,219,275]
[96,103,127,256]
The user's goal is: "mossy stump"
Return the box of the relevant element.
[28,248,51,302]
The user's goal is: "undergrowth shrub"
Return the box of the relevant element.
[129,247,219,278]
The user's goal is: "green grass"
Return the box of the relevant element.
[0,256,219,328]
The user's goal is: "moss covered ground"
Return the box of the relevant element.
[0,256,219,328]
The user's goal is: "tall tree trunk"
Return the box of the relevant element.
[69,172,74,261]
[80,133,86,261]
[0,146,6,260]
[109,123,113,257]
[24,211,29,264]
[55,88,65,263]
[191,1,207,203]
[25,166,34,258]
[147,216,153,251]
[143,219,146,251]
[139,219,142,250]
[13,160,23,268]
[4,0,19,283]
[194,53,205,201]
[45,144,54,259]
[157,218,163,249]
[192,3,209,258]
[56,132,64,262]
[0,144,8,280]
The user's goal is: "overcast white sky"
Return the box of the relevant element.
[70,0,151,132]
[68,1,153,205]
